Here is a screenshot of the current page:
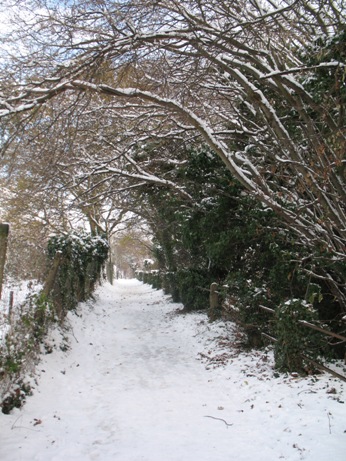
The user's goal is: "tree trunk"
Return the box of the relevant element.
[43,253,62,297]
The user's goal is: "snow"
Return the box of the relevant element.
[0,279,345,461]
[0,280,42,315]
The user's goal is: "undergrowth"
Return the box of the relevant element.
[0,230,109,414]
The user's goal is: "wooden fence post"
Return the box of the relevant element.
[0,223,9,301]
[8,290,14,323]
[209,282,219,321]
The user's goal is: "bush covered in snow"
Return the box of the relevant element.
[0,231,109,413]
[47,231,109,313]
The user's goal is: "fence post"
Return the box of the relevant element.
[7,290,14,326]
[0,223,9,300]
[209,282,219,321]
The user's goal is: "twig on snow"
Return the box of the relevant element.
[11,415,23,430]
[11,415,40,432]
[327,412,332,434]
[204,415,233,428]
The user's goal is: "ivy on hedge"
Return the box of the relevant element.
[274,299,327,373]
[47,231,109,313]
[0,231,109,413]
[136,144,342,370]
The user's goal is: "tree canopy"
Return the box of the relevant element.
[0,0,345,313]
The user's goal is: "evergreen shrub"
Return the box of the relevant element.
[274,299,326,373]
[176,268,210,311]
[0,292,53,413]
[162,271,180,302]
[47,231,109,313]
[1,231,109,413]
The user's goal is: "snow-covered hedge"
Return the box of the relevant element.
[0,231,109,413]
[47,231,109,313]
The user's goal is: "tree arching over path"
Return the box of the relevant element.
[0,0,345,307]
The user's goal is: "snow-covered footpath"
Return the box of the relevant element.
[0,279,345,461]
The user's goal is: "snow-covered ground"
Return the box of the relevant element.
[0,279,345,461]
[0,280,42,344]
